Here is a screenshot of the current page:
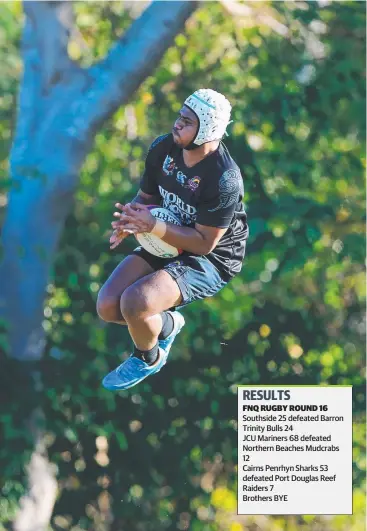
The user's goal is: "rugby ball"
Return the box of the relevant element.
[135,206,183,258]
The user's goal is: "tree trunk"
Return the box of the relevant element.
[0,2,198,529]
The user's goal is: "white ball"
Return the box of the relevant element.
[135,206,182,258]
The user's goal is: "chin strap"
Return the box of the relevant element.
[184,141,202,151]
[224,120,234,137]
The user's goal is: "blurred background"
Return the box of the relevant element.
[0,1,365,530]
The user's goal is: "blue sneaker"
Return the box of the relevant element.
[159,311,185,354]
[102,311,185,392]
[102,348,167,391]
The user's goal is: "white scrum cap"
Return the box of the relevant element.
[184,88,232,146]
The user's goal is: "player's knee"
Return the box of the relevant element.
[120,285,149,321]
[96,292,121,322]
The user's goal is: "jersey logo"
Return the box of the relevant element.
[176,170,186,185]
[185,176,201,191]
[163,155,176,176]
[175,172,201,192]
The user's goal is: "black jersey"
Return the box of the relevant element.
[140,133,248,280]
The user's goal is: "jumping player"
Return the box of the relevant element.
[97,89,249,391]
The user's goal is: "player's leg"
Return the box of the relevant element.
[96,254,154,325]
[102,268,185,391]
[120,268,183,351]
[102,254,228,391]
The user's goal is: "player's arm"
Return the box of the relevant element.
[115,167,243,253]
[112,203,226,255]
[156,221,226,255]
[130,189,161,206]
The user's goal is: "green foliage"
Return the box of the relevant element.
[0,3,21,231]
[0,1,365,530]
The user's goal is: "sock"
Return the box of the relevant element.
[158,311,174,340]
[133,342,159,365]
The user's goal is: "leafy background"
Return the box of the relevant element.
[0,1,365,530]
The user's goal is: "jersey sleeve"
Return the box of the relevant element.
[139,134,170,195]
[196,168,243,228]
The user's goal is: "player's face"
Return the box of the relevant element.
[172,106,199,148]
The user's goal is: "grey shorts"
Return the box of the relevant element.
[131,247,228,309]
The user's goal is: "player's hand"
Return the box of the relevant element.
[109,228,133,250]
[112,202,156,234]
[109,203,137,250]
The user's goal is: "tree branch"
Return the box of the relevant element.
[2,4,200,530]
[24,1,82,92]
[64,0,198,142]
[12,1,88,165]
[10,8,42,165]
[12,407,58,531]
